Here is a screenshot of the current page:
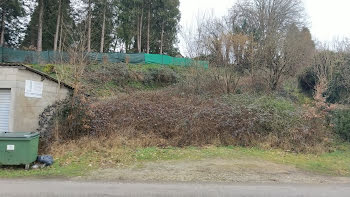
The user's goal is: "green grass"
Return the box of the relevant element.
[127,63,186,73]
[0,154,95,178]
[127,81,164,90]
[2,145,350,178]
[27,63,185,96]
[283,79,313,105]
[91,81,121,97]
[133,146,350,176]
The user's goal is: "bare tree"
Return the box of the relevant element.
[259,25,315,90]
[230,0,307,90]
[185,16,247,93]
[51,22,91,141]
[231,0,305,37]
[180,11,216,59]
[312,47,345,102]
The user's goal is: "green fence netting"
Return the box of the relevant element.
[0,47,209,68]
[87,52,145,64]
[145,54,209,68]
[0,47,70,64]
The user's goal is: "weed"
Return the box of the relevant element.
[330,109,350,142]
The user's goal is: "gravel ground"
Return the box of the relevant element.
[83,158,350,184]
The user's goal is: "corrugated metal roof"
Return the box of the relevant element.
[0,63,74,90]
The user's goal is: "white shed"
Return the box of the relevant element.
[0,63,72,132]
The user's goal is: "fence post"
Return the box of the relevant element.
[48,51,50,63]
[1,47,3,63]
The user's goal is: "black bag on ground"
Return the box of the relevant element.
[37,155,54,166]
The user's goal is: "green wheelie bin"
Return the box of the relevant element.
[0,132,40,169]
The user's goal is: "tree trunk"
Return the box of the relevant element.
[147,4,150,54]
[37,0,44,52]
[58,17,63,52]
[87,0,92,52]
[113,34,117,52]
[125,41,129,53]
[160,21,164,54]
[136,17,140,52]
[137,7,144,53]
[0,11,5,47]
[139,7,143,53]
[100,0,106,53]
[62,31,66,52]
[53,0,61,51]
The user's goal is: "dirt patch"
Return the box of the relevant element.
[83,158,350,184]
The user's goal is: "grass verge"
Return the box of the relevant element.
[1,144,350,178]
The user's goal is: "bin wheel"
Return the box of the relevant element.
[25,164,30,170]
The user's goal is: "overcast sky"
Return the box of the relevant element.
[179,0,350,55]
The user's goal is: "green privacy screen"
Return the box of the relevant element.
[0,47,208,68]
[0,47,69,64]
[145,54,209,68]
[87,52,145,64]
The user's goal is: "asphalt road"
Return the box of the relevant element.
[1,180,350,197]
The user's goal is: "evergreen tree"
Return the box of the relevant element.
[158,0,180,55]
[117,0,138,53]
[19,0,181,54]
[118,0,180,55]
[90,0,117,52]
[0,0,25,47]
[21,0,73,51]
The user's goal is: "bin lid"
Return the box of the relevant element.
[0,132,39,139]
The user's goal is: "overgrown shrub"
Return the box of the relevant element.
[280,79,313,105]
[85,63,130,86]
[142,66,179,85]
[325,68,350,104]
[298,67,317,96]
[85,91,331,153]
[83,63,180,94]
[298,57,350,105]
[176,67,222,96]
[38,93,91,151]
[43,64,55,74]
[222,94,308,149]
[330,109,350,142]
[38,63,333,153]
[176,66,245,96]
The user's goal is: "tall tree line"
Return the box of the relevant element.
[0,0,181,56]
[0,0,25,47]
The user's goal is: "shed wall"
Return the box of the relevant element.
[0,67,18,132]
[0,67,70,132]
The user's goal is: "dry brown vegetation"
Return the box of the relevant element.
[40,81,331,153]
[89,90,331,152]
[35,0,350,155]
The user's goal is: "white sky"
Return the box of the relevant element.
[179,0,350,55]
